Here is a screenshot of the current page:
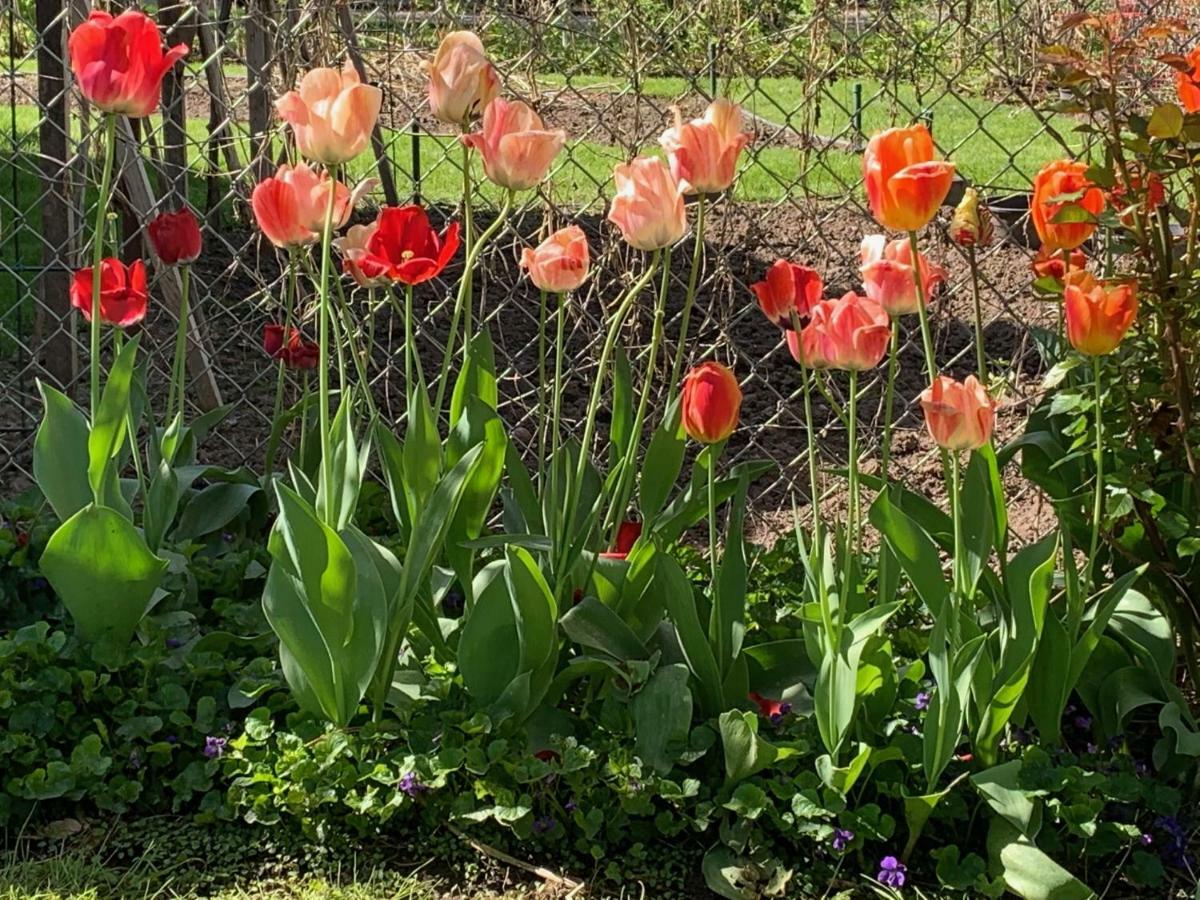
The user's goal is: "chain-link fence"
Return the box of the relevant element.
[0,0,1186,539]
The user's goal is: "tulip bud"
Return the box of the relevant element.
[949,187,993,248]
[680,361,742,444]
[147,208,203,265]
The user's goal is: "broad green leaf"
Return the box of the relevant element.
[639,403,686,525]
[609,346,633,471]
[711,466,749,672]
[719,710,779,784]
[143,459,180,552]
[901,773,968,860]
[39,504,168,645]
[449,327,498,427]
[869,487,950,615]
[1026,611,1072,745]
[560,595,647,661]
[973,760,1041,838]
[503,437,542,537]
[33,382,92,522]
[633,664,692,775]
[173,482,260,541]
[701,846,757,900]
[403,381,443,523]
[961,452,997,596]
[459,561,521,706]
[986,818,1093,900]
[1106,590,1174,685]
[1148,101,1184,138]
[446,396,506,541]
[504,545,557,674]
[658,552,723,717]
[816,742,871,794]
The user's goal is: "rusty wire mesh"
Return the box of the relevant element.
[0,0,1189,539]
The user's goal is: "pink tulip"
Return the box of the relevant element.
[460,98,565,191]
[275,61,383,166]
[426,31,500,127]
[800,292,891,371]
[607,157,687,251]
[251,163,367,249]
[859,234,946,317]
[520,225,590,293]
[920,374,996,450]
[659,98,752,194]
[335,222,390,287]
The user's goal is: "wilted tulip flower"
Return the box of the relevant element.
[275,61,383,166]
[426,31,500,127]
[1063,271,1138,356]
[659,99,752,195]
[70,258,149,327]
[680,361,742,444]
[263,324,319,370]
[68,10,188,117]
[1031,160,1104,251]
[859,234,946,317]
[751,260,823,328]
[863,124,955,232]
[520,225,590,293]
[920,374,996,451]
[334,222,390,288]
[1031,246,1086,284]
[949,187,993,248]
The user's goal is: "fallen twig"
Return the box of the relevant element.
[445,822,585,893]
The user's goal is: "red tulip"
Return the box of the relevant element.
[1031,160,1104,252]
[680,361,742,444]
[800,293,890,371]
[751,260,823,328]
[147,208,202,265]
[520,225,590,293]
[70,258,149,327]
[600,520,642,561]
[1031,246,1086,284]
[659,98,752,195]
[334,223,389,288]
[859,234,946,317]
[275,61,383,166]
[1063,271,1138,356]
[1176,46,1200,113]
[920,374,996,451]
[67,10,188,117]
[863,124,955,232]
[749,692,792,722]
[263,324,319,370]
[607,157,688,251]
[358,205,461,285]
[461,98,566,191]
[426,31,500,127]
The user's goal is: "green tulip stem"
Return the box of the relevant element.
[316,165,338,519]
[880,318,899,482]
[1087,354,1104,592]
[167,264,191,433]
[967,246,987,382]
[537,288,549,492]
[669,193,706,402]
[90,114,117,423]
[845,369,860,601]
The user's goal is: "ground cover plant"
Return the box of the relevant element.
[2,6,1200,899]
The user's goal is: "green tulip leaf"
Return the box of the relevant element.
[33,381,93,523]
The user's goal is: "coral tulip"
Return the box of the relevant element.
[659,98,752,195]
[360,205,461,286]
[70,258,149,327]
[251,163,365,249]
[275,60,383,166]
[263,324,319,370]
[680,361,742,444]
[1031,246,1087,283]
[67,10,188,117]
[1063,272,1138,356]
[859,234,946,317]
[863,124,955,232]
[801,293,891,371]
[1031,160,1104,251]
[334,222,391,288]
[1176,46,1200,113]
[426,31,500,127]
[607,157,688,251]
[949,187,993,248]
[785,327,826,369]
[520,225,590,293]
[600,520,642,561]
[920,374,996,451]
[461,98,565,191]
[751,260,823,328]
[147,208,202,265]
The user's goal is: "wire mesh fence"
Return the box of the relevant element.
[0,0,1188,538]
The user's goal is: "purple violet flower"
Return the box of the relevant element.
[203,736,227,759]
[565,798,577,812]
[877,855,907,887]
[399,771,426,797]
[1141,833,1153,846]
[832,828,854,851]
[1074,714,1093,730]
[532,816,555,834]
[914,691,930,711]
[165,637,184,649]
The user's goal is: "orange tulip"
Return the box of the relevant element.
[1031,160,1104,251]
[1063,272,1138,356]
[275,61,383,166]
[1031,246,1087,284]
[251,163,365,249]
[680,361,742,444]
[659,98,752,195]
[800,293,891,371]
[67,10,188,117]
[1176,46,1200,113]
[920,375,996,451]
[335,222,390,287]
[520,225,590,293]
[607,157,688,251]
[863,124,955,232]
[751,260,823,328]
[426,31,500,127]
[859,234,946,317]
[461,98,566,192]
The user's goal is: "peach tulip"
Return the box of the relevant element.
[335,222,390,288]
[607,157,688,251]
[859,234,946,317]
[275,61,383,166]
[67,10,188,117]
[862,124,955,232]
[659,99,752,195]
[426,31,500,127]
[751,260,823,328]
[251,163,365,249]
[1176,46,1200,113]
[785,327,826,369]
[680,361,742,444]
[461,98,565,192]
[1063,271,1138,356]
[920,375,996,451]
[1031,160,1104,251]
[800,293,891,371]
[520,225,590,293]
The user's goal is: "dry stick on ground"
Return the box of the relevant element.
[444,822,585,892]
